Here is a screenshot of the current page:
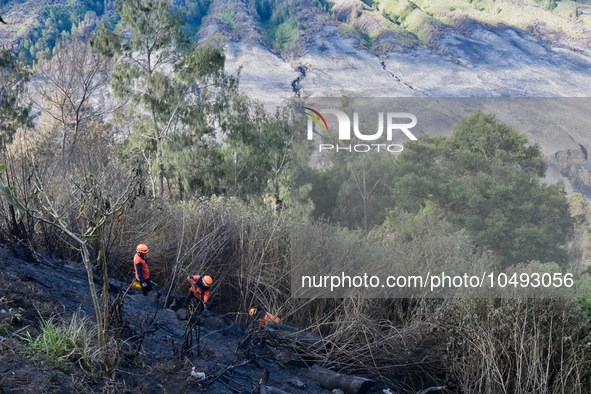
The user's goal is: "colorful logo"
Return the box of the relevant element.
[303,106,417,153]
[305,107,328,133]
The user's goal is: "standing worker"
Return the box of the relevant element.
[134,244,154,296]
[187,275,212,309]
[249,308,280,326]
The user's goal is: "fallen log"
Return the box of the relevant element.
[306,364,376,394]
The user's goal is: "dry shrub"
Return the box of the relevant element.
[441,298,591,394]
[5,144,590,392]
[302,297,445,389]
[225,203,290,316]
[0,121,133,263]
[277,297,591,393]
[110,195,291,317]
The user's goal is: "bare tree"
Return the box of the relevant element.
[28,36,116,153]
[0,160,142,378]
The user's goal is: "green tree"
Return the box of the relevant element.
[390,110,574,266]
[18,4,105,63]
[0,49,30,147]
[219,95,291,204]
[92,0,236,198]
[0,49,32,243]
[179,0,212,38]
[251,0,300,51]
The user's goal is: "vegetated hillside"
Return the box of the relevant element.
[3,1,591,392]
[0,0,590,196]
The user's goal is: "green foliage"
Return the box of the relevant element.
[251,0,299,51]
[218,5,235,29]
[0,50,31,148]
[390,110,574,267]
[273,18,299,50]
[47,371,62,384]
[253,0,273,21]
[341,24,375,50]
[391,1,418,24]
[8,307,22,323]
[0,323,12,337]
[18,312,99,373]
[312,0,331,13]
[18,2,105,63]
[0,163,28,213]
[218,95,292,203]
[178,0,212,38]
[567,192,589,224]
[92,0,237,198]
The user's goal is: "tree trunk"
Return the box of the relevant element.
[306,365,375,394]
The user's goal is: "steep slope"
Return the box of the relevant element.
[218,1,591,197]
[0,244,365,393]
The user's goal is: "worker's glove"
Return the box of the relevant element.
[141,280,147,288]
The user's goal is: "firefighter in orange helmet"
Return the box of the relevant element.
[187,275,212,309]
[134,244,154,296]
[249,308,280,327]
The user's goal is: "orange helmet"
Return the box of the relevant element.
[249,308,257,317]
[202,275,212,286]
[136,244,149,253]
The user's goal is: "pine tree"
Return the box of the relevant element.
[92,0,236,198]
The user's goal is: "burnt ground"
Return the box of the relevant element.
[0,244,390,394]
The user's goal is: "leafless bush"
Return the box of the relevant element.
[110,196,291,318]
[440,298,591,394]
[302,297,445,387]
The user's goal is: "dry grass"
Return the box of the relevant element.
[3,136,591,392]
[441,298,591,393]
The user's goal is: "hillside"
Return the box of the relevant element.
[0,244,385,393]
[2,0,589,197]
[2,2,591,391]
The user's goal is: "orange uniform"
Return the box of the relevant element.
[254,310,280,326]
[134,253,150,282]
[187,275,210,304]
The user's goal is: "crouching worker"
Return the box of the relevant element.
[134,244,154,296]
[249,308,280,327]
[187,275,212,310]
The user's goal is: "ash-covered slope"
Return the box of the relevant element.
[0,244,380,393]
